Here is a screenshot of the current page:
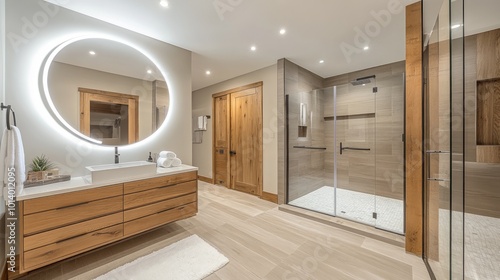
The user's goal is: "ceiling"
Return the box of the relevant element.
[46,0,422,91]
[423,0,500,38]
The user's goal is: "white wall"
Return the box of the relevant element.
[49,62,154,141]
[4,0,192,177]
[1,0,6,273]
[192,65,278,194]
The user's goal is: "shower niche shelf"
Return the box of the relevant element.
[324,113,375,121]
[476,78,500,163]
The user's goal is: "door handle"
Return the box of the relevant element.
[230,150,236,155]
[340,142,370,155]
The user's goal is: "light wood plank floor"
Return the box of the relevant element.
[18,181,430,280]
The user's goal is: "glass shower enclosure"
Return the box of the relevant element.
[286,73,405,234]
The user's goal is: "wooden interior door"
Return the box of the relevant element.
[213,95,230,187]
[230,86,263,196]
[79,88,139,144]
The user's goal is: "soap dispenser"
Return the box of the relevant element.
[147,152,153,162]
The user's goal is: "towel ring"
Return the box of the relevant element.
[1,103,17,130]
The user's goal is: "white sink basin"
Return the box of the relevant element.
[86,161,157,184]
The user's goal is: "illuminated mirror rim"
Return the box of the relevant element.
[40,35,169,146]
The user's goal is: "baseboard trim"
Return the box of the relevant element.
[261,192,278,204]
[197,175,213,184]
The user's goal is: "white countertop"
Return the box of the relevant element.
[17,164,198,201]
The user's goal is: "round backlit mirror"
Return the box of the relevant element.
[41,37,169,146]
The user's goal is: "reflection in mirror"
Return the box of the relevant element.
[80,88,138,145]
[153,80,169,130]
[44,37,169,145]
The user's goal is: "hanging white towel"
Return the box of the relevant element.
[0,126,26,202]
[159,151,176,159]
[193,130,203,144]
[197,116,207,131]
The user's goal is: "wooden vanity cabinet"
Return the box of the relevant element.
[123,171,198,236]
[21,183,124,271]
[19,170,198,274]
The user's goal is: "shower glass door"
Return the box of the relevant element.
[286,73,405,234]
[334,80,376,226]
[286,89,330,215]
[373,73,405,233]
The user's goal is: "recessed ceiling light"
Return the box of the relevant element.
[363,46,369,51]
[279,28,286,35]
[206,70,211,75]
[89,51,96,55]
[160,0,169,8]
[319,60,325,64]
[147,70,153,74]
[250,45,257,51]
[451,24,462,29]
[362,84,366,86]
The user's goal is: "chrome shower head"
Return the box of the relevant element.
[350,75,376,86]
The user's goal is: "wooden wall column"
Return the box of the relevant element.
[405,1,423,255]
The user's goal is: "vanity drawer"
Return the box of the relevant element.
[24,224,123,270]
[124,202,197,236]
[124,171,197,194]
[23,183,123,215]
[124,193,197,222]
[124,180,197,210]
[24,195,123,235]
[24,212,123,251]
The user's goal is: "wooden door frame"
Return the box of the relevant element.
[79,88,139,144]
[212,82,263,197]
[212,94,230,187]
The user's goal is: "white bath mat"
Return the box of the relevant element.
[94,235,228,280]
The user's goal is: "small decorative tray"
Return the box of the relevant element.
[24,175,71,188]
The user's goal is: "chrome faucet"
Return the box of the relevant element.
[114,146,120,163]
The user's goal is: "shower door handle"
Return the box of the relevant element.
[340,142,371,155]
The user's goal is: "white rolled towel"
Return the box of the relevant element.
[171,157,182,167]
[157,157,173,168]
[159,151,176,159]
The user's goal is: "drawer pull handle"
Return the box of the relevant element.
[159,184,175,189]
[55,229,120,244]
[55,201,90,210]
[156,205,186,215]
[93,230,120,237]
[56,233,86,243]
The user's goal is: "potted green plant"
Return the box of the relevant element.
[26,155,58,182]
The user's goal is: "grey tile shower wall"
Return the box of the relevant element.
[288,90,326,201]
